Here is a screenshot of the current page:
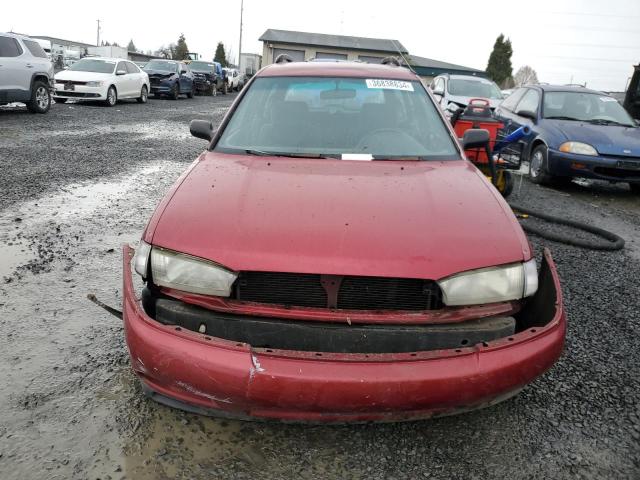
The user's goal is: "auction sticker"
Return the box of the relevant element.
[366,79,414,91]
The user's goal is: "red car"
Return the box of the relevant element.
[123,59,565,422]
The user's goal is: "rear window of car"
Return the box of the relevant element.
[125,62,139,74]
[216,76,460,160]
[68,59,116,73]
[0,36,23,57]
[23,39,48,58]
[500,88,527,111]
[448,78,502,99]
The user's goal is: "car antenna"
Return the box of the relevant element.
[391,39,416,75]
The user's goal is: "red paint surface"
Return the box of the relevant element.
[258,61,418,80]
[123,246,566,421]
[149,155,530,281]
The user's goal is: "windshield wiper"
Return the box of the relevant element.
[371,155,426,161]
[244,149,337,159]
[586,119,633,127]
[545,115,583,121]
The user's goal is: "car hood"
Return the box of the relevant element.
[144,70,176,77]
[54,70,113,81]
[149,153,530,280]
[448,95,502,109]
[547,120,640,157]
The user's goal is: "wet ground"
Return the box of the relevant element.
[1,96,639,479]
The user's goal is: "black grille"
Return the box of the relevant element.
[338,276,440,310]
[234,272,442,311]
[236,272,327,308]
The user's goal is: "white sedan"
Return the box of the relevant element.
[53,57,150,107]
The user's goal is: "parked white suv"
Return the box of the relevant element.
[430,74,504,113]
[0,32,54,113]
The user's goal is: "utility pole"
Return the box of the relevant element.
[96,19,101,46]
[238,0,243,72]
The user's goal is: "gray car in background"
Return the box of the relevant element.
[0,32,54,113]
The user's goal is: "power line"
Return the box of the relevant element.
[544,42,640,50]
[542,24,640,34]
[549,11,640,19]
[532,55,636,63]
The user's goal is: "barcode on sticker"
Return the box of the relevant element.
[366,79,414,91]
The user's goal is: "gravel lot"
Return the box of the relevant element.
[1,96,639,480]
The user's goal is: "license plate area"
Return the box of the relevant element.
[617,160,640,170]
[64,83,75,91]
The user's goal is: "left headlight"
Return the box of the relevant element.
[437,259,538,306]
[559,141,597,156]
[85,81,104,87]
[150,247,238,296]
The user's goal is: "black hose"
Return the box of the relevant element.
[509,203,625,251]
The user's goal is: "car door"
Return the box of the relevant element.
[114,61,132,97]
[495,87,528,135]
[0,35,30,101]
[125,61,143,95]
[497,88,541,156]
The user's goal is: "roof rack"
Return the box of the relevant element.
[274,54,294,64]
[381,56,402,67]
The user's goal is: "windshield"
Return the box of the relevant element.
[543,91,635,126]
[448,78,503,99]
[190,61,215,72]
[145,60,178,72]
[216,77,459,160]
[68,59,115,74]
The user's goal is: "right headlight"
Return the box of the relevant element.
[437,259,538,306]
[136,246,238,297]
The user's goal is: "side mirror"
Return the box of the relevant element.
[116,70,126,76]
[516,109,537,121]
[190,119,214,141]
[462,128,490,150]
[181,69,188,74]
[432,89,444,97]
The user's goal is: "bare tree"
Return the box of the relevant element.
[514,66,539,86]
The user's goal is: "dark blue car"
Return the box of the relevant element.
[495,85,640,193]
[144,59,194,100]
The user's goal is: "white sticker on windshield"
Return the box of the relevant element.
[600,96,617,102]
[366,79,414,91]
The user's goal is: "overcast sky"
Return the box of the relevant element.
[4,0,640,90]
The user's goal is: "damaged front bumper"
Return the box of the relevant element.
[122,245,566,422]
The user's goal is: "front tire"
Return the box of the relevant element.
[26,80,51,113]
[186,83,194,98]
[630,183,640,194]
[222,82,228,95]
[529,144,563,185]
[137,85,148,104]
[170,83,180,100]
[104,86,117,107]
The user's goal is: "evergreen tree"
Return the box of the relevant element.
[173,34,189,60]
[127,39,137,53]
[214,42,228,67]
[486,34,513,87]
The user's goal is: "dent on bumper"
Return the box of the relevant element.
[122,245,566,422]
